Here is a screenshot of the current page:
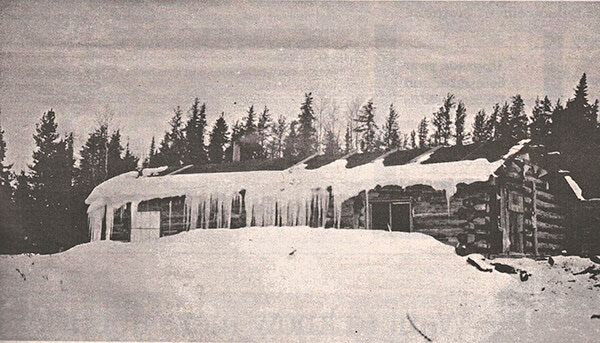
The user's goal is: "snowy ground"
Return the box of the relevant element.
[1,227,598,342]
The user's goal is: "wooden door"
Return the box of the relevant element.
[391,203,411,232]
[370,202,390,230]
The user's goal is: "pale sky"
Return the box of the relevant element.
[1,1,599,170]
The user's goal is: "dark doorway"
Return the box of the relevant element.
[391,203,411,232]
[371,203,390,230]
[369,202,412,232]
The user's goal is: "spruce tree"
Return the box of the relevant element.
[344,123,353,154]
[270,115,288,159]
[418,117,429,149]
[157,106,186,166]
[432,94,455,145]
[184,99,208,165]
[410,130,417,149]
[382,104,400,151]
[107,130,124,178]
[323,129,340,156]
[146,136,157,167]
[297,93,317,157]
[122,140,139,172]
[510,95,528,140]
[77,125,109,190]
[257,106,272,158]
[29,109,74,252]
[239,105,261,160]
[0,124,14,252]
[530,96,553,144]
[454,101,467,146]
[354,99,378,152]
[0,124,11,203]
[208,113,230,163]
[496,102,512,141]
[284,120,300,159]
[487,103,500,140]
[472,109,489,143]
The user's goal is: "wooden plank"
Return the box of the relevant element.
[525,187,554,202]
[537,208,565,222]
[537,231,565,244]
[537,221,564,233]
[416,228,466,238]
[536,198,558,211]
[537,241,562,252]
[414,217,467,227]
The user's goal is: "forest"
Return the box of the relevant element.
[0,74,598,254]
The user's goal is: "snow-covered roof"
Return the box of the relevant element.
[85,140,530,214]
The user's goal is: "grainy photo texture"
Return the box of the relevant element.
[0,1,599,342]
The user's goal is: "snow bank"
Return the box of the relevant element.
[1,226,597,341]
[85,140,529,237]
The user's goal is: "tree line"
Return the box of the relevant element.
[0,74,598,253]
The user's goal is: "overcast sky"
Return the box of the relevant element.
[1,1,599,170]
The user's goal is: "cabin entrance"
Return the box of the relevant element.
[369,201,412,232]
[500,188,525,254]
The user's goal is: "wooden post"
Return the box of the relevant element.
[532,180,539,256]
[365,190,370,230]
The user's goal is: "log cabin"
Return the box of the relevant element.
[86,139,583,257]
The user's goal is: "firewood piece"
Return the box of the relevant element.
[492,263,517,274]
[467,256,493,272]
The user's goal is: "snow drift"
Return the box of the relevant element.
[1,226,598,341]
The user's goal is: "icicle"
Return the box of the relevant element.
[89,208,104,241]
[105,205,114,240]
[446,193,451,218]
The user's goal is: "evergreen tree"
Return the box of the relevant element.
[184,99,208,165]
[146,136,158,168]
[156,106,186,166]
[496,102,512,141]
[530,96,553,144]
[0,124,11,203]
[487,103,500,140]
[510,94,528,140]
[354,99,378,152]
[0,124,15,252]
[432,94,455,145]
[410,130,417,149]
[226,120,245,162]
[122,140,139,172]
[472,109,489,143]
[382,104,400,151]
[323,128,340,156]
[239,105,261,160]
[270,115,288,159]
[344,123,353,154]
[454,101,467,146]
[28,109,75,252]
[12,171,32,251]
[297,93,317,157]
[77,125,109,190]
[284,120,300,159]
[257,106,273,158]
[555,73,598,151]
[107,130,124,178]
[208,113,230,163]
[418,117,429,149]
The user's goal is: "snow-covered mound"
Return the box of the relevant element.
[1,227,598,341]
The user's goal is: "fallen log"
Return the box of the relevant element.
[467,255,493,272]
